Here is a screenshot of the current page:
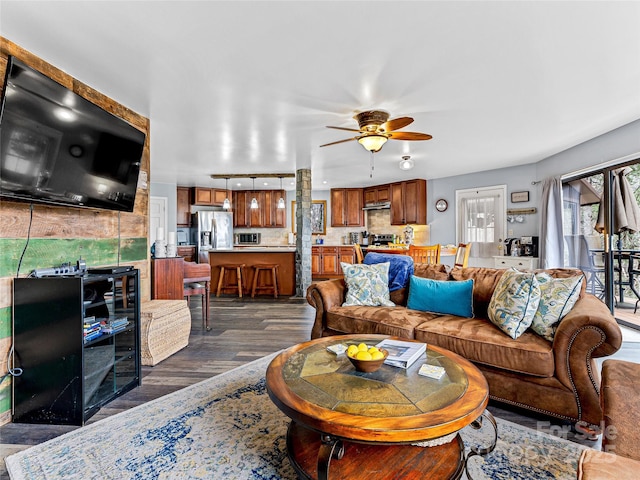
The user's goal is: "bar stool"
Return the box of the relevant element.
[183,261,212,330]
[251,264,279,298]
[216,263,245,298]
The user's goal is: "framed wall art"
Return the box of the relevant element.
[291,200,327,235]
[510,191,529,203]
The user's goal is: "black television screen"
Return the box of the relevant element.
[0,57,145,212]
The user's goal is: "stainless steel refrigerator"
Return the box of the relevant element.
[193,211,234,262]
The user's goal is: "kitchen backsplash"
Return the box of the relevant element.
[233,209,430,246]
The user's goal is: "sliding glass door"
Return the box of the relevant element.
[562,161,640,328]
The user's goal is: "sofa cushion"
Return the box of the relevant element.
[450,267,506,318]
[406,276,474,317]
[531,273,584,341]
[326,306,437,338]
[488,268,541,339]
[414,316,555,377]
[392,263,452,306]
[341,262,395,307]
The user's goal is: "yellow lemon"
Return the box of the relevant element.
[368,346,379,354]
[357,343,368,352]
[371,351,385,360]
[355,351,373,360]
[347,345,359,357]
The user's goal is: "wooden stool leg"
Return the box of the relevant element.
[216,266,225,297]
[204,280,211,330]
[236,266,243,298]
[251,267,259,298]
[272,266,278,298]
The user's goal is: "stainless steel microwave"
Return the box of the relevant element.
[235,233,261,245]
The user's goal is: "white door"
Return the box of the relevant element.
[149,196,168,245]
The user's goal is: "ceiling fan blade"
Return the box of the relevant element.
[319,137,357,147]
[382,117,414,132]
[326,126,362,133]
[388,131,433,141]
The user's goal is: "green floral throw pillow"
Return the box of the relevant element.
[530,273,584,341]
[488,268,541,339]
[341,262,395,307]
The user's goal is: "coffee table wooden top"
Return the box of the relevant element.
[266,334,489,443]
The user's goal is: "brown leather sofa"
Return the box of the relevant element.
[577,359,640,479]
[306,264,623,430]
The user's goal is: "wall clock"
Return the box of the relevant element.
[435,199,448,212]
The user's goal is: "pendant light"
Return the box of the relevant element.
[222,177,231,210]
[277,176,285,209]
[250,177,259,209]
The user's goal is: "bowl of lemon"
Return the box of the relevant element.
[346,343,388,373]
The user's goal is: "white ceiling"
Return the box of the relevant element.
[2,1,640,191]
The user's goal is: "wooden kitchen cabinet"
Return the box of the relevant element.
[192,187,229,206]
[390,179,427,225]
[364,185,391,205]
[177,246,196,262]
[330,188,364,227]
[232,191,249,227]
[176,186,191,227]
[248,191,264,227]
[233,190,286,228]
[312,246,354,278]
[263,190,286,227]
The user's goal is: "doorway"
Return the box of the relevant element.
[562,161,640,329]
[149,196,168,246]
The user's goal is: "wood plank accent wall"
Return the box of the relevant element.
[0,37,151,425]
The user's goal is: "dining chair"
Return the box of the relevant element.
[454,243,471,268]
[183,261,212,330]
[628,254,640,313]
[408,244,441,265]
[354,244,364,264]
[564,235,605,299]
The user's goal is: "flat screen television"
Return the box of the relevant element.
[0,56,145,212]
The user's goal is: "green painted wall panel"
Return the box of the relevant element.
[0,383,10,415]
[0,307,9,339]
[0,238,147,277]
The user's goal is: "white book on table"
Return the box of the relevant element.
[375,339,426,369]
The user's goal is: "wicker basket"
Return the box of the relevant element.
[140,300,191,366]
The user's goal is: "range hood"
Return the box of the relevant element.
[363,201,391,211]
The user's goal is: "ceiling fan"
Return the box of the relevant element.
[320,110,432,153]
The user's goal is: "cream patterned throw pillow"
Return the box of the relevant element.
[530,273,584,341]
[341,262,395,307]
[488,268,541,339]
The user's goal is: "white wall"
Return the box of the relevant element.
[428,163,539,246]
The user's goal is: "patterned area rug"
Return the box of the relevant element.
[5,353,586,479]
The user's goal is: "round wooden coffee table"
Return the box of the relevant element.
[266,334,494,480]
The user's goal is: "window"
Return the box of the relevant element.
[456,185,507,256]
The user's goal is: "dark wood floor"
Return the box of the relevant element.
[1,295,639,479]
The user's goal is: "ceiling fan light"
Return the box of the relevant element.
[399,157,414,170]
[357,135,388,153]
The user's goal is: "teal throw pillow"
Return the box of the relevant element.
[488,268,541,339]
[406,276,474,317]
[341,262,395,307]
[530,273,584,341]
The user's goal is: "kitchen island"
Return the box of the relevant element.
[209,247,296,297]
